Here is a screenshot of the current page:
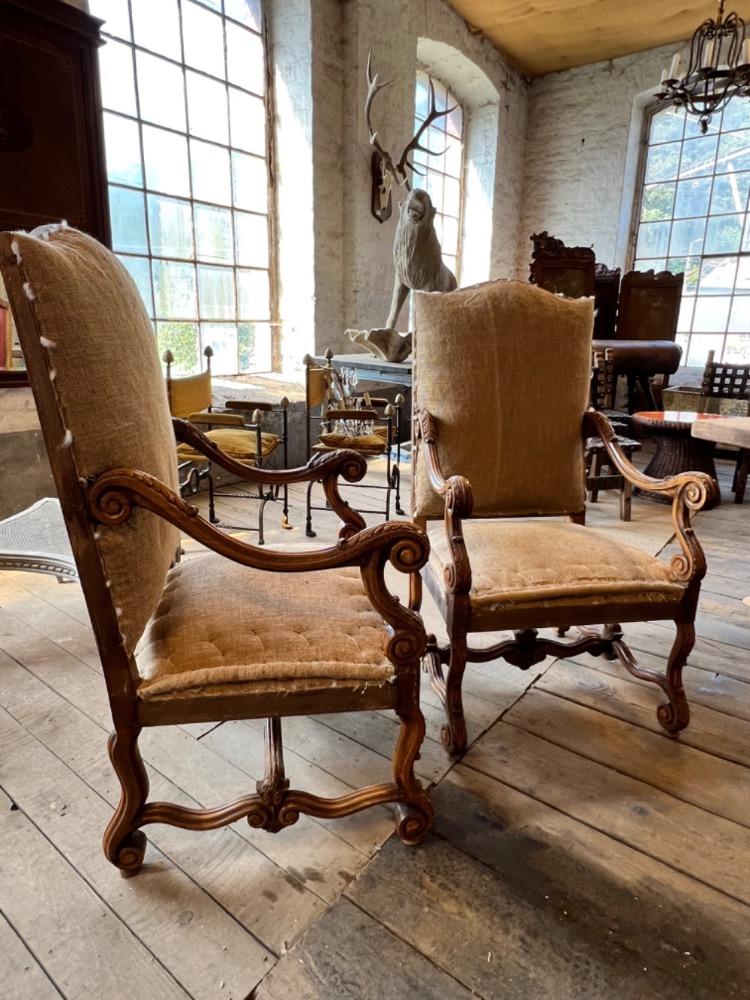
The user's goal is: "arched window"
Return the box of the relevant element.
[91,0,273,375]
[633,101,750,365]
[413,68,465,281]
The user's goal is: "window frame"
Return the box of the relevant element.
[629,99,750,366]
[96,0,279,375]
[413,65,466,284]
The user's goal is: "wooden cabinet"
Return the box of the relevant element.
[0,0,109,386]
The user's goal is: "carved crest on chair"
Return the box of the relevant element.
[529,231,595,263]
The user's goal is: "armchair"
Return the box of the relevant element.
[0,224,432,874]
[164,346,290,543]
[411,279,715,759]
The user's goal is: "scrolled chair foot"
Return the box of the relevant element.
[440,720,467,760]
[657,693,690,736]
[394,799,433,846]
[109,829,147,878]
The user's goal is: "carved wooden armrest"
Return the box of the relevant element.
[584,410,716,582]
[173,417,367,535]
[87,469,427,658]
[415,407,474,595]
[187,411,246,427]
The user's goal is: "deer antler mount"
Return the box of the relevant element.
[365,52,456,224]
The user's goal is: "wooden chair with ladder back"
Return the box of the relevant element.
[411,278,716,759]
[163,346,290,544]
[698,349,750,503]
[303,350,405,537]
[585,348,642,521]
[0,224,433,873]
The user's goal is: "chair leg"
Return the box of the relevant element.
[626,374,637,414]
[734,450,749,504]
[393,464,405,516]
[620,474,632,521]
[207,467,219,524]
[590,451,605,503]
[392,703,433,845]
[442,636,468,759]
[281,484,291,528]
[657,621,693,735]
[639,373,657,410]
[103,725,149,877]
[257,495,270,546]
[305,479,316,538]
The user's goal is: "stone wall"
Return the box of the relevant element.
[516,41,689,275]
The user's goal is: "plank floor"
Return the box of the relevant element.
[1,452,749,999]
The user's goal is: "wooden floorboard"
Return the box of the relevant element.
[1,455,749,997]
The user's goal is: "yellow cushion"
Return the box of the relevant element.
[135,552,392,698]
[413,280,593,518]
[177,428,279,463]
[428,520,684,612]
[317,426,388,453]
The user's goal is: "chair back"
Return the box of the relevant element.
[164,346,213,418]
[593,263,620,339]
[699,350,750,414]
[0,225,179,657]
[590,349,616,411]
[414,279,594,519]
[529,231,595,298]
[615,269,683,342]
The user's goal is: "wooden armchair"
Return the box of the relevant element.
[0,224,433,874]
[164,346,289,543]
[411,279,716,759]
[303,351,404,536]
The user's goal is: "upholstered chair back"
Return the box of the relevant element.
[166,370,213,419]
[414,279,594,519]
[0,225,180,654]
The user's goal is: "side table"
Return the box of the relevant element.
[632,411,723,509]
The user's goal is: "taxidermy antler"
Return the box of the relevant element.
[365,52,456,221]
[356,54,458,354]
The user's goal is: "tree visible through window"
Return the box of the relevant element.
[634,101,750,365]
[92,0,273,375]
[413,69,464,281]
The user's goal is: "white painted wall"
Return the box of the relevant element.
[516,40,691,277]
[267,0,528,365]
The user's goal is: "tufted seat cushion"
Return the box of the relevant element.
[315,426,389,454]
[177,429,279,464]
[428,520,684,615]
[135,552,392,699]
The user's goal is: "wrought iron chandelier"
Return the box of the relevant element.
[656,0,750,133]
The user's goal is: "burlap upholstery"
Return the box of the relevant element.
[177,429,279,463]
[414,280,594,518]
[0,225,180,653]
[428,521,683,613]
[135,552,392,698]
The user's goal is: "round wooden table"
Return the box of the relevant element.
[632,410,724,508]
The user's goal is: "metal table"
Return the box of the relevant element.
[314,353,412,389]
[0,497,78,581]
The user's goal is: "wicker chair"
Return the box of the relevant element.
[0,224,433,873]
[411,278,715,759]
